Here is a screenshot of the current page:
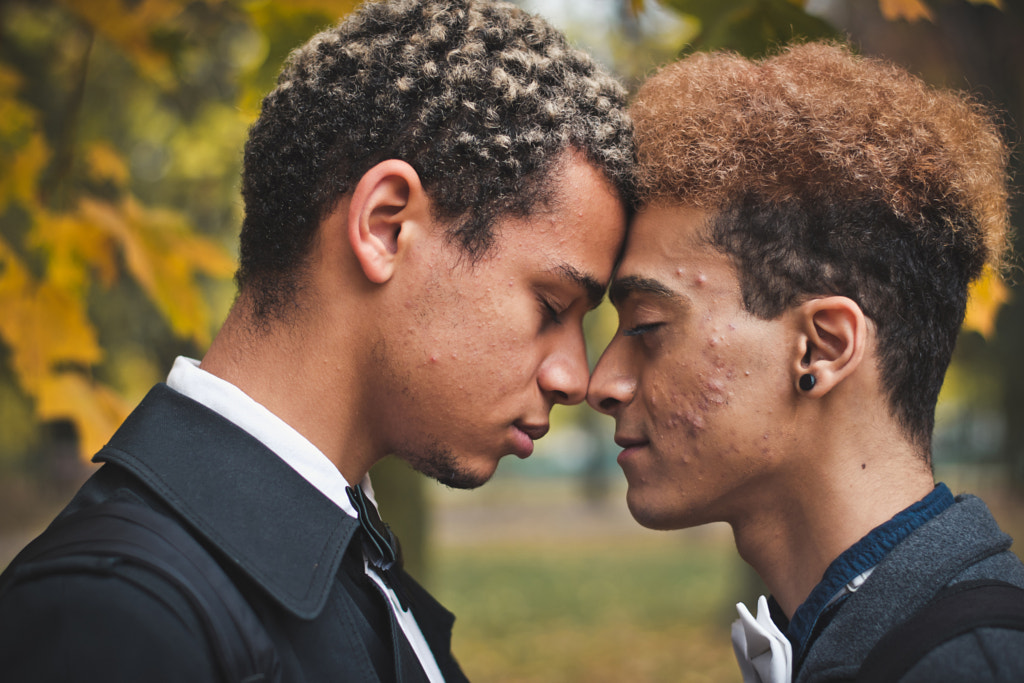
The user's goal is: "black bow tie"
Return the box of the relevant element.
[346,485,409,610]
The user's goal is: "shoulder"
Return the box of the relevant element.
[0,566,220,682]
[857,569,1024,683]
[901,627,1024,682]
[797,495,1024,682]
[899,554,1024,682]
[0,489,227,683]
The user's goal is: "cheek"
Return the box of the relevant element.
[418,299,540,396]
[649,339,735,431]
[644,367,717,442]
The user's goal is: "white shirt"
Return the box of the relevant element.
[166,356,444,683]
[732,596,792,683]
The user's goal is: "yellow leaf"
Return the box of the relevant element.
[967,0,1002,8]
[168,103,251,181]
[252,0,361,17]
[57,0,193,86]
[963,266,1010,340]
[36,371,132,457]
[0,236,32,305]
[242,0,360,54]
[0,66,38,138]
[0,132,50,213]
[878,0,935,22]
[85,141,130,187]
[78,196,235,346]
[0,65,48,212]
[0,237,103,396]
[0,63,23,95]
[28,208,120,291]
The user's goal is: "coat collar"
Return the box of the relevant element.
[94,383,358,620]
[795,495,1014,681]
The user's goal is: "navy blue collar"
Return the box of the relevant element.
[773,483,955,662]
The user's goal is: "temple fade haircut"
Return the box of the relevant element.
[631,42,1012,457]
[238,0,634,321]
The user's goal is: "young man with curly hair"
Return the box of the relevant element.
[587,42,1024,682]
[0,1,633,681]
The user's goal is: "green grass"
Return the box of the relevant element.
[432,536,745,683]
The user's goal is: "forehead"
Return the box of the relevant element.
[613,205,740,302]
[488,155,627,284]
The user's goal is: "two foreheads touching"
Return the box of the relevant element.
[233,0,1011,467]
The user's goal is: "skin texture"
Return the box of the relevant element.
[203,151,626,490]
[588,206,795,530]
[363,154,627,488]
[587,205,933,615]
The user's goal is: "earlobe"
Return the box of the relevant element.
[347,159,429,284]
[793,297,867,396]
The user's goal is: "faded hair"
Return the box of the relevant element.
[631,41,1011,456]
[238,0,634,320]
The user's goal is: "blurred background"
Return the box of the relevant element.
[1,0,1022,680]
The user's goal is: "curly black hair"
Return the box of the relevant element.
[238,0,635,321]
[630,42,1011,456]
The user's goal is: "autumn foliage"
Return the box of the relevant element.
[0,0,357,458]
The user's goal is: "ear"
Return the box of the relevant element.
[347,159,430,284]
[792,296,868,396]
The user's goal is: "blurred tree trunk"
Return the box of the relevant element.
[370,456,432,587]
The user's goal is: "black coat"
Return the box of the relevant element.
[0,384,469,683]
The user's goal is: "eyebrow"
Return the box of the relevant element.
[554,263,606,310]
[608,275,680,307]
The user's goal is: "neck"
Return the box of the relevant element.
[200,295,380,485]
[731,425,934,618]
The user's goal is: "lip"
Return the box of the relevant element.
[511,422,549,458]
[613,434,648,466]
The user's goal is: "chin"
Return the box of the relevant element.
[398,444,497,490]
[432,459,495,490]
[626,491,689,531]
[436,471,491,490]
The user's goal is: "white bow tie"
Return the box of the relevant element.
[731,595,793,683]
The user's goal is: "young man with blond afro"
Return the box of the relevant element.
[588,42,1024,682]
[0,1,634,681]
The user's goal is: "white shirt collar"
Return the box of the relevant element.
[166,356,442,682]
[732,595,793,683]
[165,356,372,518]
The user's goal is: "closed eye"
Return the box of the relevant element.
[541,298,564,325]
[622,323,662,337]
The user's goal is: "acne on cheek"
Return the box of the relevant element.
[655,387,709,436]
[702,377,729,406]
[422,350,460,365]
[675,409,706,434]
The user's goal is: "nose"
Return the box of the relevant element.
[586,343,635,416]
[538,334,590,406]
